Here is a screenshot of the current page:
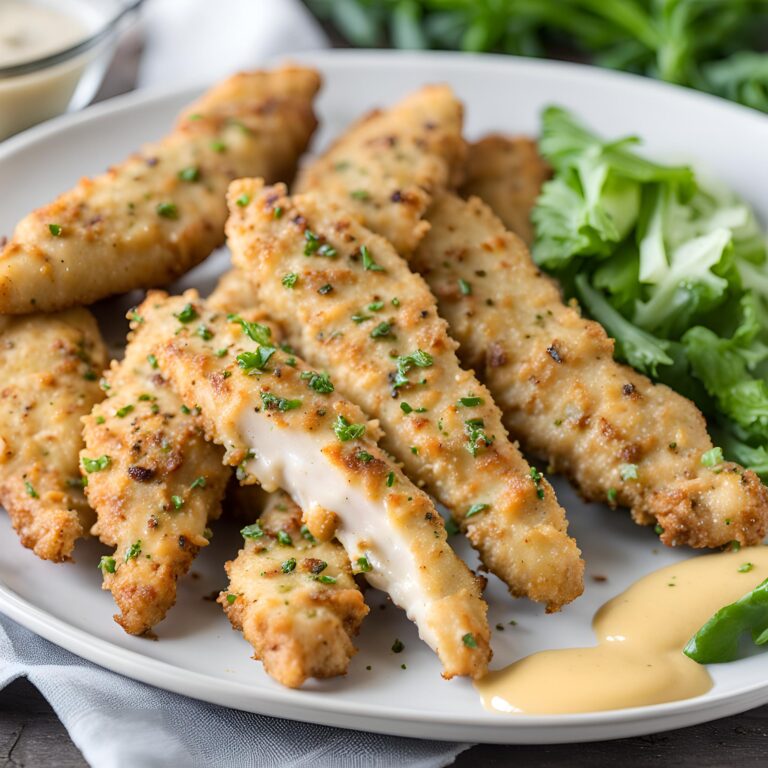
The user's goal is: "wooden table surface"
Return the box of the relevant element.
[3,26,768,768]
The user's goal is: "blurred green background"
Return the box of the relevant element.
[306,0,768,112]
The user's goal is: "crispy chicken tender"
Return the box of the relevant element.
[460,135,550,246]
[0,309,106,561]
[412,193,768,549]
[220,490,368,688]
[226,180,583,611]
[141,290,490,679]
[82,313,229,634]
[0,66,320,314]
[207,268,259,314]
[294,84,465,257]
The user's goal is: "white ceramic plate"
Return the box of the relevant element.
[1,50,767,745]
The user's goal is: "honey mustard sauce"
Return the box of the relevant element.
[477,547,768,714]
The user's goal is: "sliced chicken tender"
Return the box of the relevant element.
[412,193,768,549]
[0,66,320,314]
[142,290,490,679]
[82,313,229,634]
[294,84,465,257]
[0,309,106,561]
[460,135,550,245]
[220,490,368,688]
[226,180,583,612]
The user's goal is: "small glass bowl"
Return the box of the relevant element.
[0,0,143,140]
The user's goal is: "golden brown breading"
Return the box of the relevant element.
[141,290,490,679]
[0,309,106,561]
[227,180,583,611]
[460,135,550,245]
[82,312,229,634]
[0,66,320,314]
[294,84,465,257]
[412,193,768,549]
[220,490,368,688]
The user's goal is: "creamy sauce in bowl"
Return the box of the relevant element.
[0,1,86,68]
[477,547,768,715]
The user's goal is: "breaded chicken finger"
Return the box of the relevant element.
[227,180,584,611]
[82,311,230,634]
[143,290,490,679]
[0,66,320,313]
[412,193,768,549]
[220,489,369,688]
[460,135,550,246]
[294,84,465,257]
[0,309,106,561]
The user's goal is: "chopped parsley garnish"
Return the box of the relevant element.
[607,487,618,504]
[261,392,302,412]
[24,481,38,498]
[82,455,111,473]
[241,523,264,540]
[156,202,179,219]
[619,463,639,481]
[226,594,237,605]
[529,466,545,499]
[368,301,384,312]
[370,321,394,339]
[466,503,489,518]
[445,517,460,536]
[125,540,142,562]
[304,230,336,258]
[386,471,395,487]
[180,404,192,415]
[237,347,276,373]
[361,244,384,272]
[277,530,293,546]
[317,574,337,584]
[738,562,754,573]
[300,370,334,393]
[282,272,298,289]
[318,283,334,295]
[190,476,206,490]
[210,139,227,153]
[731,540,742,552]
[464,418,493,457]
[171,495,184,510]
[400,402,427,414]
[350,189,370,200]
[227,314,271,344]
[178,166,200,182]
[458,278,472,296]
[147,354,159,369]
[215,348,228,358]
[174,303,198,324]
[196,324,213,341]
[115,404,134,418]
[357,451,374,463]
[391,297,400,307]
[391,639,404,653]
[654,523,664,535]
[701,447,724,467]
[235,194,251,207]
[281,558,297,573]
[48,223,62,237]
[458,396,483,407]
[462,633,478,648]
[392,349,434,389]
[98,556,116,574]
[273,206,283,219]
[300,524,317,543]
[352,312,371,324]
[410,446,419,455]
[356,556,372,572]
[333,415,366,442]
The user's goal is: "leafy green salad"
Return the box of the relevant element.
[532,107,768,479]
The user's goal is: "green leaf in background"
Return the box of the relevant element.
[305,0,768,112]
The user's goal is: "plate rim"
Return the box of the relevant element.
[1,48,768,744]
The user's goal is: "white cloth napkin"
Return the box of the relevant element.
[0,2,472,766]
